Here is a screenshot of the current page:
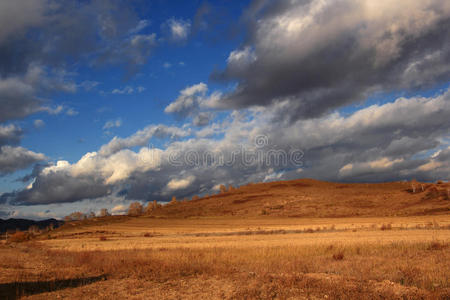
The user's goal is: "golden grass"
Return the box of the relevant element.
[2,239,449,299]
[2,215,450,299]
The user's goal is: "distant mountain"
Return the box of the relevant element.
[0,218,64,233]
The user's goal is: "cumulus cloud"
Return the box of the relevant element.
[0,146,46,175]
[4,88,448,206]
[164,83,221,120]
[165,83,207,116]
[213,0,450,120]
[0,77,41,123]
[163,18,191,42]
[0,124,22,147]
[166,176,196,191]
[98,125,189,156]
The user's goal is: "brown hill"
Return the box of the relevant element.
[149,179,450,218]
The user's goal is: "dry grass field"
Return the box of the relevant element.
[1,179,449,299]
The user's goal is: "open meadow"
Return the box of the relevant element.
[1,179,450,299]
[1,214,449,299]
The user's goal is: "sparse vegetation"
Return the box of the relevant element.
[380,223,392,231]
[332,252,344,260]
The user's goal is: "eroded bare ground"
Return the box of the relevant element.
[1,215,449,299]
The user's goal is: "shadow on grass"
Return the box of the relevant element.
[0,275,107,299]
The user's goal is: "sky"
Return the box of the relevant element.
[0,0,449,220]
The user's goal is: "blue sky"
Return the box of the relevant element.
[0,0,449,219]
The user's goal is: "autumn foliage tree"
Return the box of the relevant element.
[64,211,86,221]
[99,208,110,217]
[128,202,143,216]
[219,184,227,194]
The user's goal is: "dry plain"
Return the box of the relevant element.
[1,179,449,299]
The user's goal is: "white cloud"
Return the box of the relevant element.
[111,204,127,214]
[112,86,134,94]
[7,88,450,207]
[339,157,404,178]
[40,105,64,115]
[164,83,220,117]
[164,18,191,42]
[129,19,150,34]
[103,118,122,130]
[66,108,78,116]
[167,176,195,191]
[112,85,146,95]
[98,124,189,156]
[33,119,45,128]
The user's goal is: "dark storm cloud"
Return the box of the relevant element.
[0,0,155,122]
[18,163,50,183]
[0,146,46,175]
[212,0,450,120]
[0,125,22,147]
[10,172,110,206]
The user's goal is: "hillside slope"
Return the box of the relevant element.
[149,179,450,218]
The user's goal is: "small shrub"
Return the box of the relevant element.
[144,232,153,237]
[427,241,447,251]
[332,252,344,260]
[99,236,107,241]
[380,223,392,231]
[9,231,32,243]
